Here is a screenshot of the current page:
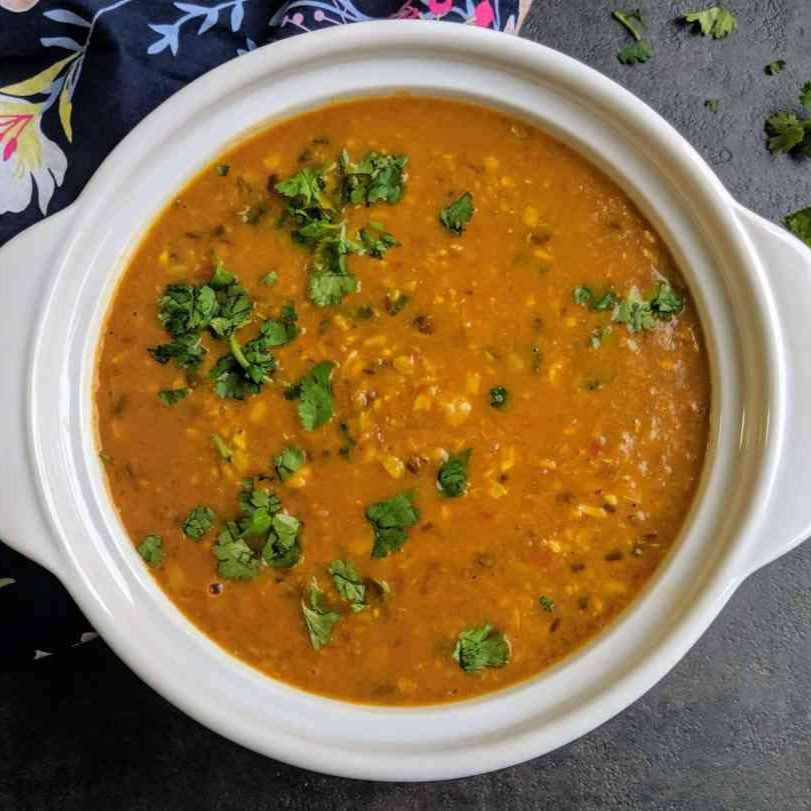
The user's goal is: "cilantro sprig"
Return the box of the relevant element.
[682,6,737,39]
[286,361,336,431]
[274,445,306,482]
[613,9,652,64]
[301,581,342,649]
[327,560,367,613]
[766,83,811,156]
[365,490,420,558]
[439,192,474,234]
[453,625,510,674]
[574,280,684,333]
[183,506,215,540]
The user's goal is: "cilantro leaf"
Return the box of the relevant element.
[158,284,217,337]
[453,624,510,674]
[289,361,336,431]
[358,224,400,258]
[539,595,555,612]
[683,6,737,38]
[705,99,721,113]
[574,286,617,311]
[439,192,474,234]
[437,448,472,498]
[259,302,299,347]
[766,60,786,76]
[766,111,806,154]
[617,40,652,64]
[274,445,305,481]
[259,271,278,287]
[261,513,302,568]
[237,204,267,225]
[366,490,420,559]
[237,477,282,538]
[327,559,367,612]
[213,523,260,580]
[649,280,685,316]
[785,206,811,248]
[183,506,215,540]
[147,334,206,368]
[612,9,645,40]
[209,332,277,400]
[340,150,409,206]
[208,280,252,338]
[301,581,342,649]
[138,534,163,566]
[489,386,508,408]
[275,167,329,209]
[157,388,190,406]
[309,272,358,308]
[209,261,235,290]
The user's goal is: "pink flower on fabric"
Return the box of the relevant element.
[473,0,495,27]
[0,0,40,12]
[427,0,454,17]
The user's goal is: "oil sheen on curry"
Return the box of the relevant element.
[95,97,710,705]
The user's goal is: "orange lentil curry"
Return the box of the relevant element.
[95,97,710,705]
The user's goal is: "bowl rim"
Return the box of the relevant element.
[22,21,786,780]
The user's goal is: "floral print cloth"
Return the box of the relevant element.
[0,0,530,662]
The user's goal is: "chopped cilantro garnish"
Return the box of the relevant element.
[208,270,253,338]
[157,388,190,406]
[260,302,299,347]
[453,625,510,674]
[366,490,420,559]
[301,581,342,649]
[489,386,509,409]
[705,99,721,113]
[288,360,336,431]
[259,271,278,287]
[340,150,409,206]
[358,224,400,258]
[766,60,786,76]
[539,595,555,612]
[589,325,613,349]
[208,332,277,400]
[354,305,375,320]
[183,506,215,540]
[437,448,472,498]
[274,445,305,482]
[439,192,474,234]
[237,204,267,225]
[209,261,235,290]
[682,6,737,38]
[137,534,163,566]
[574,286,617,311]
[216,164,230,176]
[238,477,282,537]
[158,283,217,337]
[261,513,302,568]
[275,166,331,210]
[785,206,811,247]
[148,334,206,368]
[327,560,367,612]
[213,524,260,581]
[211,433,232,462]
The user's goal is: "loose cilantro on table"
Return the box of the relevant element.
[183,506,215,540]
[682,6,737,38]
[705,99,721,113]
[157,388,190,406]
[211,433,232,462]
[437,448,472,498]
[439,192,474,234]
[138,534,163,566]
[366,490,420,559]
[489,386,509,409]
[613,10,652,64]
[358,223,400,258]
[327,560,367,612]
[766,60,786,76]
[766,83,811,155]
[617,41,652,64]
[274,445,306,482]
[286,360,336,431]
[453,625,510,674]
[301,581,342,650]
[539,595,556,612]
[785,206,811,248]
[340,150,409,206]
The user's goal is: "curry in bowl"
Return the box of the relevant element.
[95,97,709,705]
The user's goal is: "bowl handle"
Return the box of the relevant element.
[0,208,74,578]
[737,204,811,573]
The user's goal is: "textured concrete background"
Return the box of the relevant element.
[3,2,811,808]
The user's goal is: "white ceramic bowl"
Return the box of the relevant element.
[2,21,811,781]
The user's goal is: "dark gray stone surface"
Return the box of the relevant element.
[3,2,811,808]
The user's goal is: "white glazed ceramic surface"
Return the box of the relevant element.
[1,22,811,781]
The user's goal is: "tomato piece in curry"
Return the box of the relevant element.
[94,97,710,705]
